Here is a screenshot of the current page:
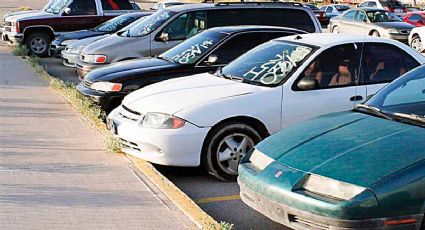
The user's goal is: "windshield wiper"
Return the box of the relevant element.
[355,104,394,121]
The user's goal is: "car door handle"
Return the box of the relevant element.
[350,95,363,101]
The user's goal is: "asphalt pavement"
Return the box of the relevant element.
[0,44,197,230]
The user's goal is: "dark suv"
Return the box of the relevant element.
[77,26,306,111]
[76,2,322,77]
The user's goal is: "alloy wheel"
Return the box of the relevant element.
[30,37,47,54]
[216,133,254,176]
[411,37,423,52]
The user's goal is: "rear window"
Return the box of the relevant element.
[101,0,136,10]
[207,8,317,33]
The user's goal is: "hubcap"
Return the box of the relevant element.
[30,37,47,54]
[216,133,254,175]
[412,38,423,52]
[372,32,379,37]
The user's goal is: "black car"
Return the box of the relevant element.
[77,26,305,111]
[50,12,151,57]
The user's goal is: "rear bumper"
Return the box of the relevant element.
[238,178,422,230]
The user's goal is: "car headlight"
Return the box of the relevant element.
[387,29,399,34]
[69,45,85,54]
[249,149,274,170]
[302,174,366,200]
[142,113,186,129]
[61,39,77,46]
[89,82,122,92]
[82,54,108,64]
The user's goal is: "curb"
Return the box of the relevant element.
[15,50,221,230]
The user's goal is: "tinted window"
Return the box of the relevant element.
[162,11,207,40]
[67,0,97,15]
[367,10,392,22]
[326,7,333,13]
[362,43,419,84]
[298,44,357,89]
[343,10,357,20]
[207,9,316,33]
[101,0,134,10]
[211,32,296,65]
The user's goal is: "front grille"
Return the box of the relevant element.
[119,105,143,122]
[400,30,411,34]
[289,214,330,230]
[120,138,141,151]
[82,79,91,88]
[4,21,11,27]
[5,27,11,32]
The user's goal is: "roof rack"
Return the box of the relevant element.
[214,1,304,7]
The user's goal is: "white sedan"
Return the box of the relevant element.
[108,34,425,181]
[409,26,425,52]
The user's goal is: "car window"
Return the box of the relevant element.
[355,12,367,21]
[209,32,297,65]
[367,10,392,22]
[162,11,207,40]
[326,7,333,13]
[362,43,419,84]
[101,0,135,10]
[368,2,377,7]
[207,9,316,33]
[336,5,350,11]
[129,10,176,37]
[343,10,357,20]
[410,14,423,21]
[66,0,97,15]
[297,44,357,89]
[359,2,369,7]
[95,14,137,32]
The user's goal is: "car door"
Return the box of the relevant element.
[337,10,358,33]
[352,11,369,35]
[150,11,207,56]
[360,42,421,97]
[58,0,104,32]
[281,43,366,128]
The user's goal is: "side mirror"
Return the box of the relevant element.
[64,7,71,15]
[297,77,319,90]
[158,32,169,42]
[204,54,218,66]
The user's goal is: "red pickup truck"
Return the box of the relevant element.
[1,0,142,57]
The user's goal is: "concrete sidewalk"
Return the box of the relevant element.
[0,45,196,229]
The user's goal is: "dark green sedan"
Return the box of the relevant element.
[238,65,425,230]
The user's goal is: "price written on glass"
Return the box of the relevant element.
[139,12,170,35]
[172,40,214,64]
[243,46,312,85]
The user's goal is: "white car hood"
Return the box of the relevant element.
[122,73,260,116]
[69,35,110,48]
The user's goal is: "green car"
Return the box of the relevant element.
[238,65,425,230]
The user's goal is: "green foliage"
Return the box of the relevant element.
[12,44,29,57]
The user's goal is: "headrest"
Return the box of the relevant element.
[199,20,205,29]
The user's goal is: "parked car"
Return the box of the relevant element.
[150,1,187,11]
[107,34,424,181]
[61,35,109,67]
[238,64,425,230]
[305,4,329,26]
[408,26,425,52]
[406,6,421,12]
[320,4,351,19]
[75,2,322,77]
[50,12,151,57]
[358,0,407,14]
[77,26,305,112]
[329,8,414,43]
[403,11,425,26]
[0,0,142,57]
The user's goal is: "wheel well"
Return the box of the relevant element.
[412,33,420,39]
[369,30,378,36]
[23,27,54,42]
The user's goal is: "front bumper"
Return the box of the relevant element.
[384,33,409,44]
[238,174,423,230]
[50,43,66,57]
[107,106,210,167]
[76,59,105,78]
[1,28,23,43]
[61,50,79,68]
[76,82,125,111]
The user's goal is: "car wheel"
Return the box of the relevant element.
[332,26,340,33]
[371,31,380,37]
[26,32,51,57]
[203,122,262,181]
[411,35,424,53]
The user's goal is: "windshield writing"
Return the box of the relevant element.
[45,0,72,14]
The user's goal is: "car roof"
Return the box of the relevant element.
[275,33,396,47]
[360,7,388,12]
[167,2,307,12]
[206,25,306,34]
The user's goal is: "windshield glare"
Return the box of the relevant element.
[96,15,135,32]
[221,41,313,86]
[160,31,226,64]
[129,10,175,37]
[366,66,425,117]
[44,0,72,14]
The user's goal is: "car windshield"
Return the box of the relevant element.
[219,41,314,86]
[127,10,176,37]
[361,66,425,126]
[159,31,227,65]
[335,5,350,11]
[367,10,392,22]
[44,0,72,14]
[95,15,136,32]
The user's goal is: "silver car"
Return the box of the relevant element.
[329,8,414,43]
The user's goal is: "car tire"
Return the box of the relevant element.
[202,122,262,181]
[332,26,340,33]
[371,31,380,37]
[411,35,423,53]
[26,32,51,57]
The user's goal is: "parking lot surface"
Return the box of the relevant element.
[0,44,196,230]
